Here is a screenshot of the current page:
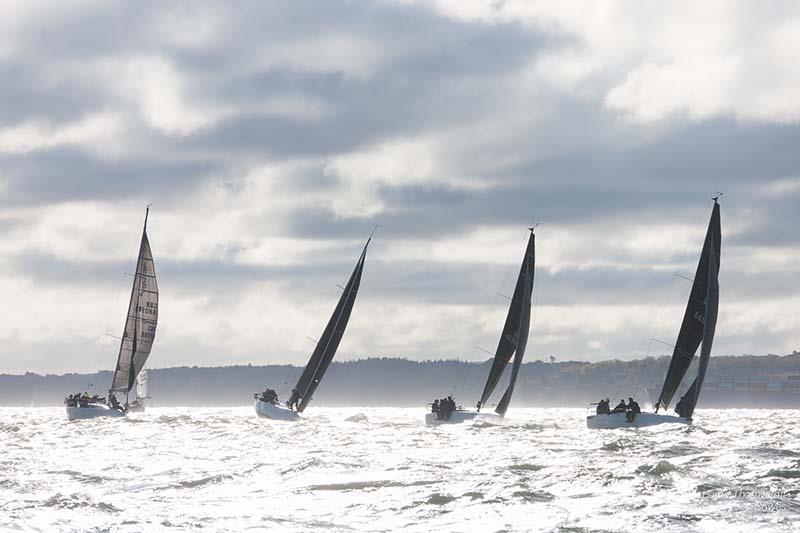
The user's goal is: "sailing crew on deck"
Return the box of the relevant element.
[431,399,440,417]
[260,388,278,404]
[287,389,301,411]
[109,394,123,412]
[611,399,627,414]
[625,397,641,422]
[596,398,610,415]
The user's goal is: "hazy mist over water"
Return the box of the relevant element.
[2,407,798,532]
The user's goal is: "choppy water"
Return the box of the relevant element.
[1,407,798,532]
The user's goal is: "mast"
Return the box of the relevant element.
[655,198,721,411]
[478,228,535,412]
[293,233,372,412]
[109,206,159,397]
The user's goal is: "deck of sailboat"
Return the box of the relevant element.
[586,412,690,429]
[254,399,299,421]
[424,410,503,425]
[65,404,126,420]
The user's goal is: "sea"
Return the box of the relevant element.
[1,407,798,532]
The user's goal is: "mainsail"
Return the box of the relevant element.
[679,236,719,418]
[656,199,721,411]
[293,237,371,412]
[478,230,535,413]
[110,207,159,396]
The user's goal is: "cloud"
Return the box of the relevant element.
[1,0,799,373]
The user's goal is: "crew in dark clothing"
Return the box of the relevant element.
[595,398,610,415]
[287,389,301,411]
[625,397,641,422]
[674,396,691,418]
[432,399,440,418]
[260,388,278,404]
[611,399,627,414]
[109,394,124,411]
[446,396,456,420]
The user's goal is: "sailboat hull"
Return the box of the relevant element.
[65,404,126,420]
[126,403,145,413]
[254,400,299,421]
[586,412,691,429]
[424,410,502,426]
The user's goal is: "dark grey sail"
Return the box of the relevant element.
[678,236,719,418]
[294,238,370,412]
[494,258,533,416]
[656,199,721,411]
[110,208,159,397]
[478,230,535,413]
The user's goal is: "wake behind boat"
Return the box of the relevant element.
[426,227,535,425]
[65,206,159,421]
[587,197,721,429]
[254,232,373,420]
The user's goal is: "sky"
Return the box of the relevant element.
[1,1,799,374]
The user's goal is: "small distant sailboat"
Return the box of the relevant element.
[65,207,159,420]
[587,197,720,429]
[425,227,535,425]
[127,369,149,413]
[254,232,373,420]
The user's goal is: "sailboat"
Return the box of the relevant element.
[425,227,535,425]
[127,369,149,413]
[254,232,372,420]
[586,197,720,429]
[65,207,159,420]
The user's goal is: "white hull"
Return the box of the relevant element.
[65,404,126,420]
[424,410,502,425]
[586,412,691,429]
[254,399,299,421]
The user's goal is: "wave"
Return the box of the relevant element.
[510,463,546,473]
[636,460,678,476]
[511,490,555,502]
[279,458,322,476]
[425,493,457,505]
[308,479,437,491]
[41,493,121,513]
[764,468,800,479]
[172,473,234,489]
[344,413,368,423]
[601,438,632,452]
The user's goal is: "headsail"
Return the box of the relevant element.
[679,236,719,418]
[136,369,149,399]
[110,207,159,395]
[656,199,721,411]
[478,230,535,412]
[293,236,371,412]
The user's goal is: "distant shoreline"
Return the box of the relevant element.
[2,353,799,408]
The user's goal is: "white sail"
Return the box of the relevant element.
[136,369,149,399]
